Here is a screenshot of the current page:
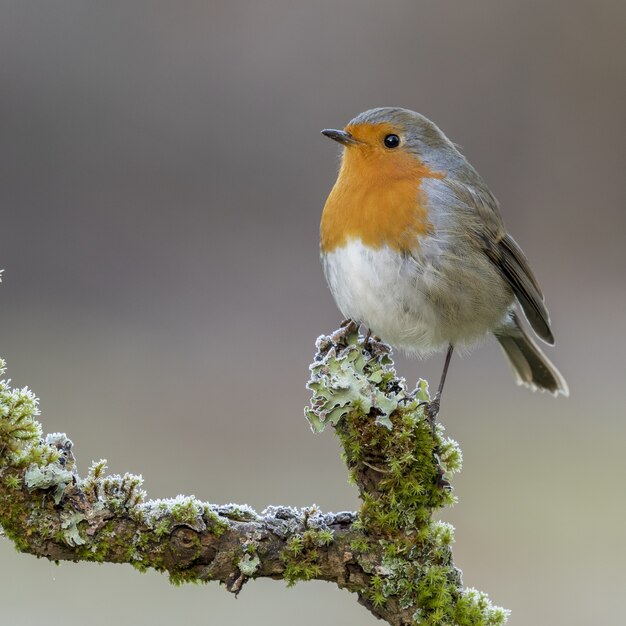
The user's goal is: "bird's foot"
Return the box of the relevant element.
[358,325,383,353]
[398,391,435,408]
[417,395,440,430]
[363,327,372,347]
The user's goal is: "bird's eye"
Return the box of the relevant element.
[383,134,400,149]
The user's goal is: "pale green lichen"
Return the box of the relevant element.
[24,461,73,504]
[236,528,264,578]
[305,328,406,432]
[238,554,261,576]
[60,512,87,546]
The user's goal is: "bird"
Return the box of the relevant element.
[320,107,568,417]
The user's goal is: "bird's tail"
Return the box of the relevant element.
[494,313,569,397]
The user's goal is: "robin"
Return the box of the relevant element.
[320,107,568,417]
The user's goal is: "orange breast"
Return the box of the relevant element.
[320,139,443,253]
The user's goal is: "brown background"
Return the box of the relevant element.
[1,2,625,625]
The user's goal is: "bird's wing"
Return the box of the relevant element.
[444,175,554,345]
[481,232,554,344]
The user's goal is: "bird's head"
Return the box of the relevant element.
[322,107,462,176]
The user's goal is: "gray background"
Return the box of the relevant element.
[1,2,625,625]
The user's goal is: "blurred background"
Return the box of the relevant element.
[1,1,624,625]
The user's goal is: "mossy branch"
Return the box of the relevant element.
[0,325,509,626]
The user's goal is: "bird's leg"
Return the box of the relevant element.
[363,326,372,347]
[420,344,454,426]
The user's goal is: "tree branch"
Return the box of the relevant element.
[0,323,508,625]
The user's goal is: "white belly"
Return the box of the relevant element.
[322,239,512,356]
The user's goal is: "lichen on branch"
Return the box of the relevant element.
[0,326,509,626]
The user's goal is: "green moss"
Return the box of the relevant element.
[337,405,459,536]
[359,535,508,625]
[17,445,60,469]
[0,359,42,466]
[168,496,200,525]
[73,521,121,563]
[454,588,510,626]
[99,472,146,512]
[3,473,21,490]
[286,535,303,556]
[0,494,35,553]
[310,528,333,546]
[282,556,322,587]
[368,574,387,608]
[140,498,228,547]
[154,518,171,538]
[168,569,207,586]
[350,536,371,553]
[281,526,334,587]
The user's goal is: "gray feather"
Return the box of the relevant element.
[494,313,568,396]
[482,234,554,345]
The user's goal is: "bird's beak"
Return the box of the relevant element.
[321,128,361,146]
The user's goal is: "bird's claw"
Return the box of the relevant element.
[363,327,372,347]
[425,396,440,420]
[413,397,440,431]
[399,393,439,418]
